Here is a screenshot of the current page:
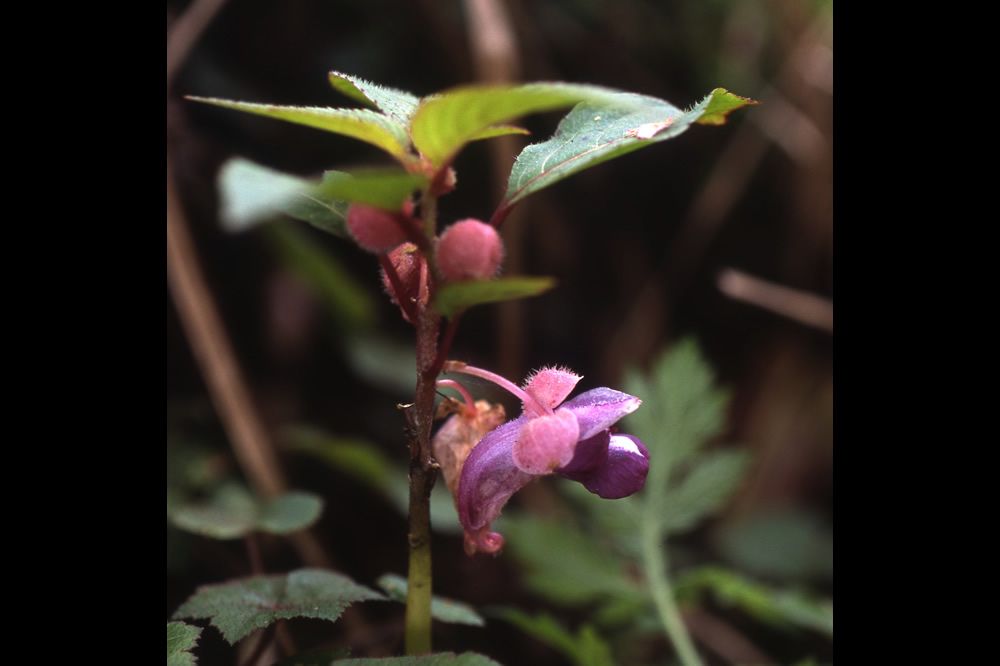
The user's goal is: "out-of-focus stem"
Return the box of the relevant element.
[641,522,704,666]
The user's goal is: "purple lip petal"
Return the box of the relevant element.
[457,415,534,533]
[554,430,610,482]
[560,388,642,440]
[580,434,650,499]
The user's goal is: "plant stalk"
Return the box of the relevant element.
[403,194,445,655]
[641,522,704,666]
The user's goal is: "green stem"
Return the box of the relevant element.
[405,458,435,654]
[641,522,704,666]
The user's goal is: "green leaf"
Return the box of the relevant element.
[410,82,636,167]
[714,507,834,582]
[167,621,202,666]
[433,276,556,318]
[258,491,324,535]
[623,338,731,487]
[168,483,325,539]
[317,168,425,210]
[495,609,615,666]
[171,568,385,644]
[695,88,758,126]
[329,71,420,125]
[660,449,751,534]
[282,171,351,237]
[283,426,394,490]
[770,589,834,637]
[675,566,833,637]
[497,514,646,606]
[332,654,502,665]
[169,482,258,539]
[186,97,411,159]
[376,574,485,626]
[499,89,756,214]
[467,124,531,142]
[217,158,320,232]
[213,159,352,238]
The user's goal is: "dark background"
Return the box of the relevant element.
[167,1,832,663]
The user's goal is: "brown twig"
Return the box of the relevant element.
[717,267,832,332]
[166,0,229,88]
[166,151,289,500]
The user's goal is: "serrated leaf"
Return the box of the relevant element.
[376,574,485,626]
[433,276,556,318]
[317,168,425,210]
[169,483,325,539]
[498,89,756,216]
[258,492,324,534]
[329,71,420,125]
[172,568,386,644]
[622,338,731,491]
[187,97,411,159]
[410,82,635,167]
[167,621,202,666]
[497,514,645,606]
[333,654,502,665]
[557,481,643,557]
[660,449,750,534]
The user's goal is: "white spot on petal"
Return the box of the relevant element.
[609,435,641,456]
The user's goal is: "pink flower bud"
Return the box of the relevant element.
[346,203,411,253]
[436,219,504,281]
[381,242,423,323]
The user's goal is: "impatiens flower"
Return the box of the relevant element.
[438,362,650,556]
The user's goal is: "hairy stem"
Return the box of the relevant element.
[404,194,444,655]
[641,522,704,666]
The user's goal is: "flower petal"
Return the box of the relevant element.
[513,409,580,474]
[554,430,610,482]
[580,434,650,499]
[522,367,582,416]
[457,415,534,545]
[560,388,642,440]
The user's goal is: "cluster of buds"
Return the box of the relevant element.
[346,202,504,322]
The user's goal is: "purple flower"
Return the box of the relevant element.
[440,363,650,555]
